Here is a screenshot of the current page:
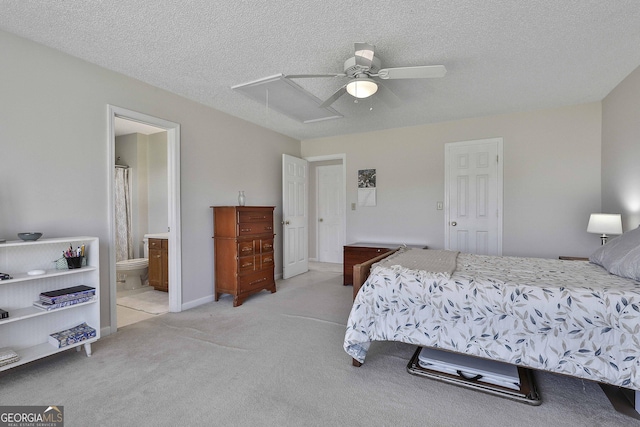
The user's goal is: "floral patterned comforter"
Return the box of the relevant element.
[344,253,640,389]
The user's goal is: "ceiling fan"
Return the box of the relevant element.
[285,43,446,109]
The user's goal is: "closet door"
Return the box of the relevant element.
[445,138,503,255]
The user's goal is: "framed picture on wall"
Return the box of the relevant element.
[358,169,376,206]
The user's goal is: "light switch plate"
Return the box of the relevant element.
[437,202,443,210]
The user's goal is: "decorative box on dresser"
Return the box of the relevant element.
[211,206,276,307]
[148,238,169,292]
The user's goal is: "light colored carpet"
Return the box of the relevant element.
[1,269,639,426]
[116,290,169,315]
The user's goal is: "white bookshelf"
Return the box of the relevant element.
[0,236,100,371]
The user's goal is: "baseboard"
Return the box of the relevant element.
[181,294,215,311]
[101,325,113,337]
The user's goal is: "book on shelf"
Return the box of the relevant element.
[39,285,95,305]
[33,296,95,311]
[48,323,96,348]
[0,347,20,367]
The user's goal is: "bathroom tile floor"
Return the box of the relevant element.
[117,305,156,328]
[116,285,166,328]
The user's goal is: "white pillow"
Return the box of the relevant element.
[589,226,640,281]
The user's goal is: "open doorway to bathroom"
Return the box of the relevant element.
[108,105,182,333]
[114,120,168,327]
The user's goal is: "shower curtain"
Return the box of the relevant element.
[115,167,133,262]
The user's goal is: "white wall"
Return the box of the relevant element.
[0,30,300,329]
[147,132,168,235]
[601,65,640,230]
[302,103,603,258]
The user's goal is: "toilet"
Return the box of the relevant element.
[116,238,149,290]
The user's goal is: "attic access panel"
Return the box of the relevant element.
[232,74,342,123]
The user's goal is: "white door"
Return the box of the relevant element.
[317,164,345,263]
[444,138,503,255]
[282,154,309,279]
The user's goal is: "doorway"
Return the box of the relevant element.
[307,154,346,266]
[281,154,346,278]
[107,105,182,334]
[316,164,345,263]
[444,138,503,255]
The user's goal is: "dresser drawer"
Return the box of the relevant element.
[237,255,256,274]
[239,270,273,292]
[238,210,273,223]
[260,253,274,268]
[149,238,166,250]
[260,238,274,253]
[238,240,255,257]
[238,222,273,236]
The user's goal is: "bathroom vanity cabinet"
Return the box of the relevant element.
[148,238,168,292]
[211,206,276,307]
[0,236,100,371]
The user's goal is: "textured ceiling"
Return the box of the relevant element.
[2,1,640,141]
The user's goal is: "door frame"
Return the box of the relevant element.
[107,105,182,334]
[444,138,503,255]
[305,154,346,263]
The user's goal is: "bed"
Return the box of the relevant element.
[344,227,640,401]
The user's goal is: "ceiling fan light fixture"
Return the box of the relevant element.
[346,78,378,99]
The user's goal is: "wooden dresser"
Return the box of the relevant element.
[212,206,276,307]
[148,238,169,292]
[343,242,428,285]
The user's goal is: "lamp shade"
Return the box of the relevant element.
[346,78,378,99]
[587,213,623,235]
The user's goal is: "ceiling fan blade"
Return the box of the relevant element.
[377,65,447,80]
[375,82,402,109]
[319,86,347,108]
[285,73,346,79]
[354,42,376,69]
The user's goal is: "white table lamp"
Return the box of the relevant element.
[587,213,623,245]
